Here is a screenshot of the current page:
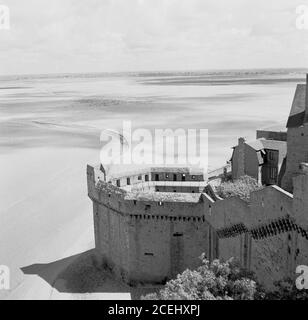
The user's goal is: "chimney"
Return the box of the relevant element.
[237,137,245,178]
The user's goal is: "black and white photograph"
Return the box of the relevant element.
[1,0,308,304]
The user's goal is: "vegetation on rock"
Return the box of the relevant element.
[216,175,263,202]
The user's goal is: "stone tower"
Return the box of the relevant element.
[282,74,308,193]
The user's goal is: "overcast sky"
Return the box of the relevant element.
[0,0,308,75]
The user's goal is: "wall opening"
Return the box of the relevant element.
[173,232,183,237]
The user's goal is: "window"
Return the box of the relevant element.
[145,175,149,182]
[144,253,154,256]
[155,174,159,181]
[270,167,277,180]
[127,178,131,185]
[116,180,121,187]
[173,174,177,181]
[268,151,274,161]
[182,174,186,181]
[192,175,196,180]
[138,175,142,181]
[165,174,169,179]
[158,201,163,206]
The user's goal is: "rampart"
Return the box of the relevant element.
[87,164,308,288]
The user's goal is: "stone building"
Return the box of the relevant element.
[231,135,286,185]
[282,74,308,192]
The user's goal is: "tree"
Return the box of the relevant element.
[142,256,258,300]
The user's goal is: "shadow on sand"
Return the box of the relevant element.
[21,249,156,299]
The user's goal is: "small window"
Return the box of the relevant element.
[192,190,195,193]
[173,190,177,193]
[145,175,149,182]
[155,174,159,181]
[182,174,186,181]
[116,179,121,187]
[133,200,137,205]
[145,204,151,210]
[173,232,183,237]
[165,174,169,179]
[127,178,131,185]
[268,151,274,161]
[270,167,277,179]
[173,174,177,181]
[144,253,154,256]
[138,175,142,180]
[158,201,163,206]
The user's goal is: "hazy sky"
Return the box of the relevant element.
[0,0,308,75]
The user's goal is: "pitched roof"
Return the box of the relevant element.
[233,138,287,166]
[246,139,264,151]
[286,84,306,128]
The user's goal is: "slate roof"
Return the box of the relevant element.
[286,84,307,128]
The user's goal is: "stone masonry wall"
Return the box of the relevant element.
[87,165,308,289]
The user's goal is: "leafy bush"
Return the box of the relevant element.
[216,175,263,202]
[142,256,258,300]
[263,278,308,300]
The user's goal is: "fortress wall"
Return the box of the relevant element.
[155,185,200,193]
[218,234,247,267]
[206,196,249,230]
[94,203,130,281]
[127,212,211,283]
[209,185,297,288]
[150,171,203,182]
[293,173,308,228]
[248,186,293,228]
[88,164,308,287]
[123,197,206,218]
[294,231,308,269]
[250,232,294,288]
